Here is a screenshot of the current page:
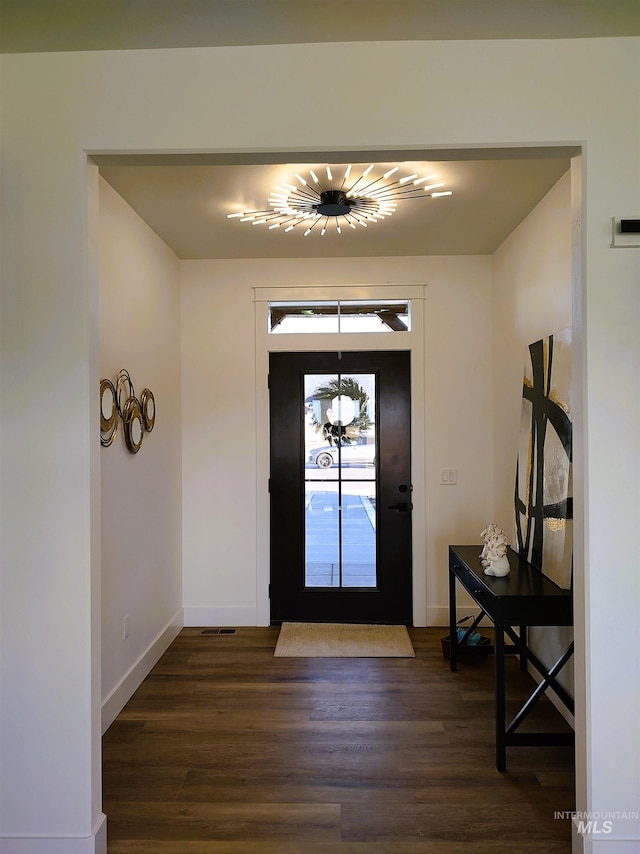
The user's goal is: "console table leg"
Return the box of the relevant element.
[449,568,457,671]
[520,625,528,671]
[495,626,507,772]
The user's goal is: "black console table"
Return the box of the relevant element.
[449,545,574,771]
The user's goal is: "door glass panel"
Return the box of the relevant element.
[304,373,377,588]
[304,483,340,587]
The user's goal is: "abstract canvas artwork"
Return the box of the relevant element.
[514,329,572,589]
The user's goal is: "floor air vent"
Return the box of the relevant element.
[201,628,237,635]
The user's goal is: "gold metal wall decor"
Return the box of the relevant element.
[100,379,118,446]
[100,369,156,454]
[122,395,144,454]
[140,388,156,432]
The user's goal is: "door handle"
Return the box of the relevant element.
[388,502,412,512]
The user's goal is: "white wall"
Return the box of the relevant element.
[492,171,574,704]
[180,260,258,625]
[422,256,496,621]
[180,256,494,628]
[493,171,573,526]
[98,179,183,732]
[1,37,639,852]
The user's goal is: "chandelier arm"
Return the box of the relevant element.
[368,181,441,199]
[232,209,282,222]
[341,212,359,229]
[236,209,278,217]
[284,188,322,205]
[283,216,305,231]
[351,198,381,211]
[250,211,293,223]
[271,200,312,214]
[342,168,374,197]
[274,212,308,226]
[347,212,369,228]
[309,172,328,194]
[303,216,324,236]
[408,190,448,199]
[271,206,316,220]
[347,173,393,197]
[280,218,310,232]
[364,182,406,200]
[373,189,446,202]
[281,215,313,232]
[367,176,406,193]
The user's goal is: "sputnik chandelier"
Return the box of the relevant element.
[227,163,452,236]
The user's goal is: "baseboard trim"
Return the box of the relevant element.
[572,817,640,853]
[183,606,257,627]
[0,813,107,854]
[101,610,183,734]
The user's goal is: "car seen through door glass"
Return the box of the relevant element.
[307,440,376,469]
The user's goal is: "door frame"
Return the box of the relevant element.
[254,284,427,626]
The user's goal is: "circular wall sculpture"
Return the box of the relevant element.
[100,370,156,454]
[100,379,118,447]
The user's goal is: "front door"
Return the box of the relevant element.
[269,351,412,624]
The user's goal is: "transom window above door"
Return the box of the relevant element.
[268,300,411,334]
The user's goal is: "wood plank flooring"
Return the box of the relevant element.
[102,627,575,853]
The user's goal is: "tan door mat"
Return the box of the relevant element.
[274,622,415,658]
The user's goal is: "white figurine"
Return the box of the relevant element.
[479,523,511,577]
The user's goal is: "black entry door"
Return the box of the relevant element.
[269,351,412,624]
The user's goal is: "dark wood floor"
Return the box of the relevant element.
[102,627,575,853]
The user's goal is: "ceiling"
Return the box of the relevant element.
[5,1,628,260]
[1,1,639,53]
[95,151,573,259]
